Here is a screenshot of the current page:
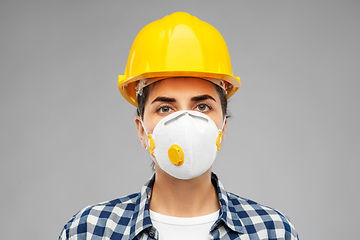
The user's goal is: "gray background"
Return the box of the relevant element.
[1,1,359,239]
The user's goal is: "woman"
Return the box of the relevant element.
[59,12,298,240]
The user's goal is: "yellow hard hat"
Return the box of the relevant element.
[118,12,241,107]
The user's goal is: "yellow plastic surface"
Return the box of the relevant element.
[118,12,241,107]
[147,134,155,155]
[216,130,222,151]
[168,144,185,166]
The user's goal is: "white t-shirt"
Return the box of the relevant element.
[149,210,219,240]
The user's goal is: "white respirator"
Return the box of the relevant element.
[142,110,225,180]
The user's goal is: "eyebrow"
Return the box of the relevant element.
[151,94,216,104]
[191,94,216,102]
[151,96,176,104]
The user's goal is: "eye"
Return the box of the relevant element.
[157,105,173,114]
[196,104,211,112]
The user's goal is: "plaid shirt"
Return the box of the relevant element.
[59,173,298,240]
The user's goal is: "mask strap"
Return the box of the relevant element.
[216,116,227,151]
[140,120,155,154]
[140,119,148,136]
[220,116,227,131]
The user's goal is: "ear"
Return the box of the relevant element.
[221,117,228,143]
[135,116,148,148]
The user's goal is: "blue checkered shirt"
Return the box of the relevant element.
[59,173,298,240]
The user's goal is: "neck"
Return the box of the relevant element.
[149,167,219,217]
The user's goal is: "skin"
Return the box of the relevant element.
[135,77,228,217]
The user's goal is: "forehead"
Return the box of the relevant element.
[148,77,219,99]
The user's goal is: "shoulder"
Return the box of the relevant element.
[59,193,139,240]
[227,192,298,239]
[71,192,139,223]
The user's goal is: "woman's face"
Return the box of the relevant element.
[135,77,227,149]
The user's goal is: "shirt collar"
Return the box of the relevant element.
[211,173,244,234]
[129,173,244,240]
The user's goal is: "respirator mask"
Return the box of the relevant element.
[142,110,225,180]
